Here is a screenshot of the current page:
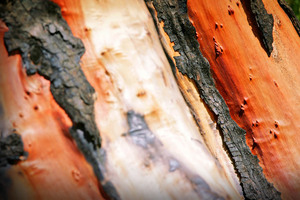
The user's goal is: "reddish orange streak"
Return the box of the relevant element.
[188,0,300,199]
[0,15,102,200]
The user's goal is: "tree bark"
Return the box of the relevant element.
[0,0,298,199]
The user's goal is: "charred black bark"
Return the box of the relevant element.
[242,0,274,57]
[0,132,27,199]
[0,0,100,149]
[277,0,300,37]
[0,133,26,167]
[0,1,120,199]
[145,0,281,199]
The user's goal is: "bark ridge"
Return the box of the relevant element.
[146,0,281,199]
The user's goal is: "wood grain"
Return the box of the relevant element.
[188,0,300,199]
[0,0,246,199]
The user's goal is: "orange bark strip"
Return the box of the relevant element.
[188,0,300,199]
[0,20,103,199]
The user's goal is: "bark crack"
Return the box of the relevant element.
[145,0,281,199]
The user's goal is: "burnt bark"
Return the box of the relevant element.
[0,0,119,199]
[0,0,100,149]
[278,0,300,36]
[145,0,280,199]
[0,133,26,167]
[2,0,295,199]
[242,0,274,56]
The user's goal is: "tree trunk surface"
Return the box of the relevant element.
[0,0,299,200]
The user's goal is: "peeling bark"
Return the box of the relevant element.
[277,0,300,36]
[145,0,280,199]
[1,0,242,198]
[0,0,100,148]
[186,0,300,199]
[242,0,274,56]
[0,132,27,199]
[0,0,120,199]
[2,0,299,199]
[0,133,26,167]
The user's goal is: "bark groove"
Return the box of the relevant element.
[145,0,281,199]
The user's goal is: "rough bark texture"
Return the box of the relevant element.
[145,0,280,199]
[1,0,247,198]
[3,0,300,199]
[186,0,300,198]
[0,133,26,167]
[242,0,274,56]
[277,0,300,36]
[0,1,119,199]
[0,133,27,199]
[0,0,100,148]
